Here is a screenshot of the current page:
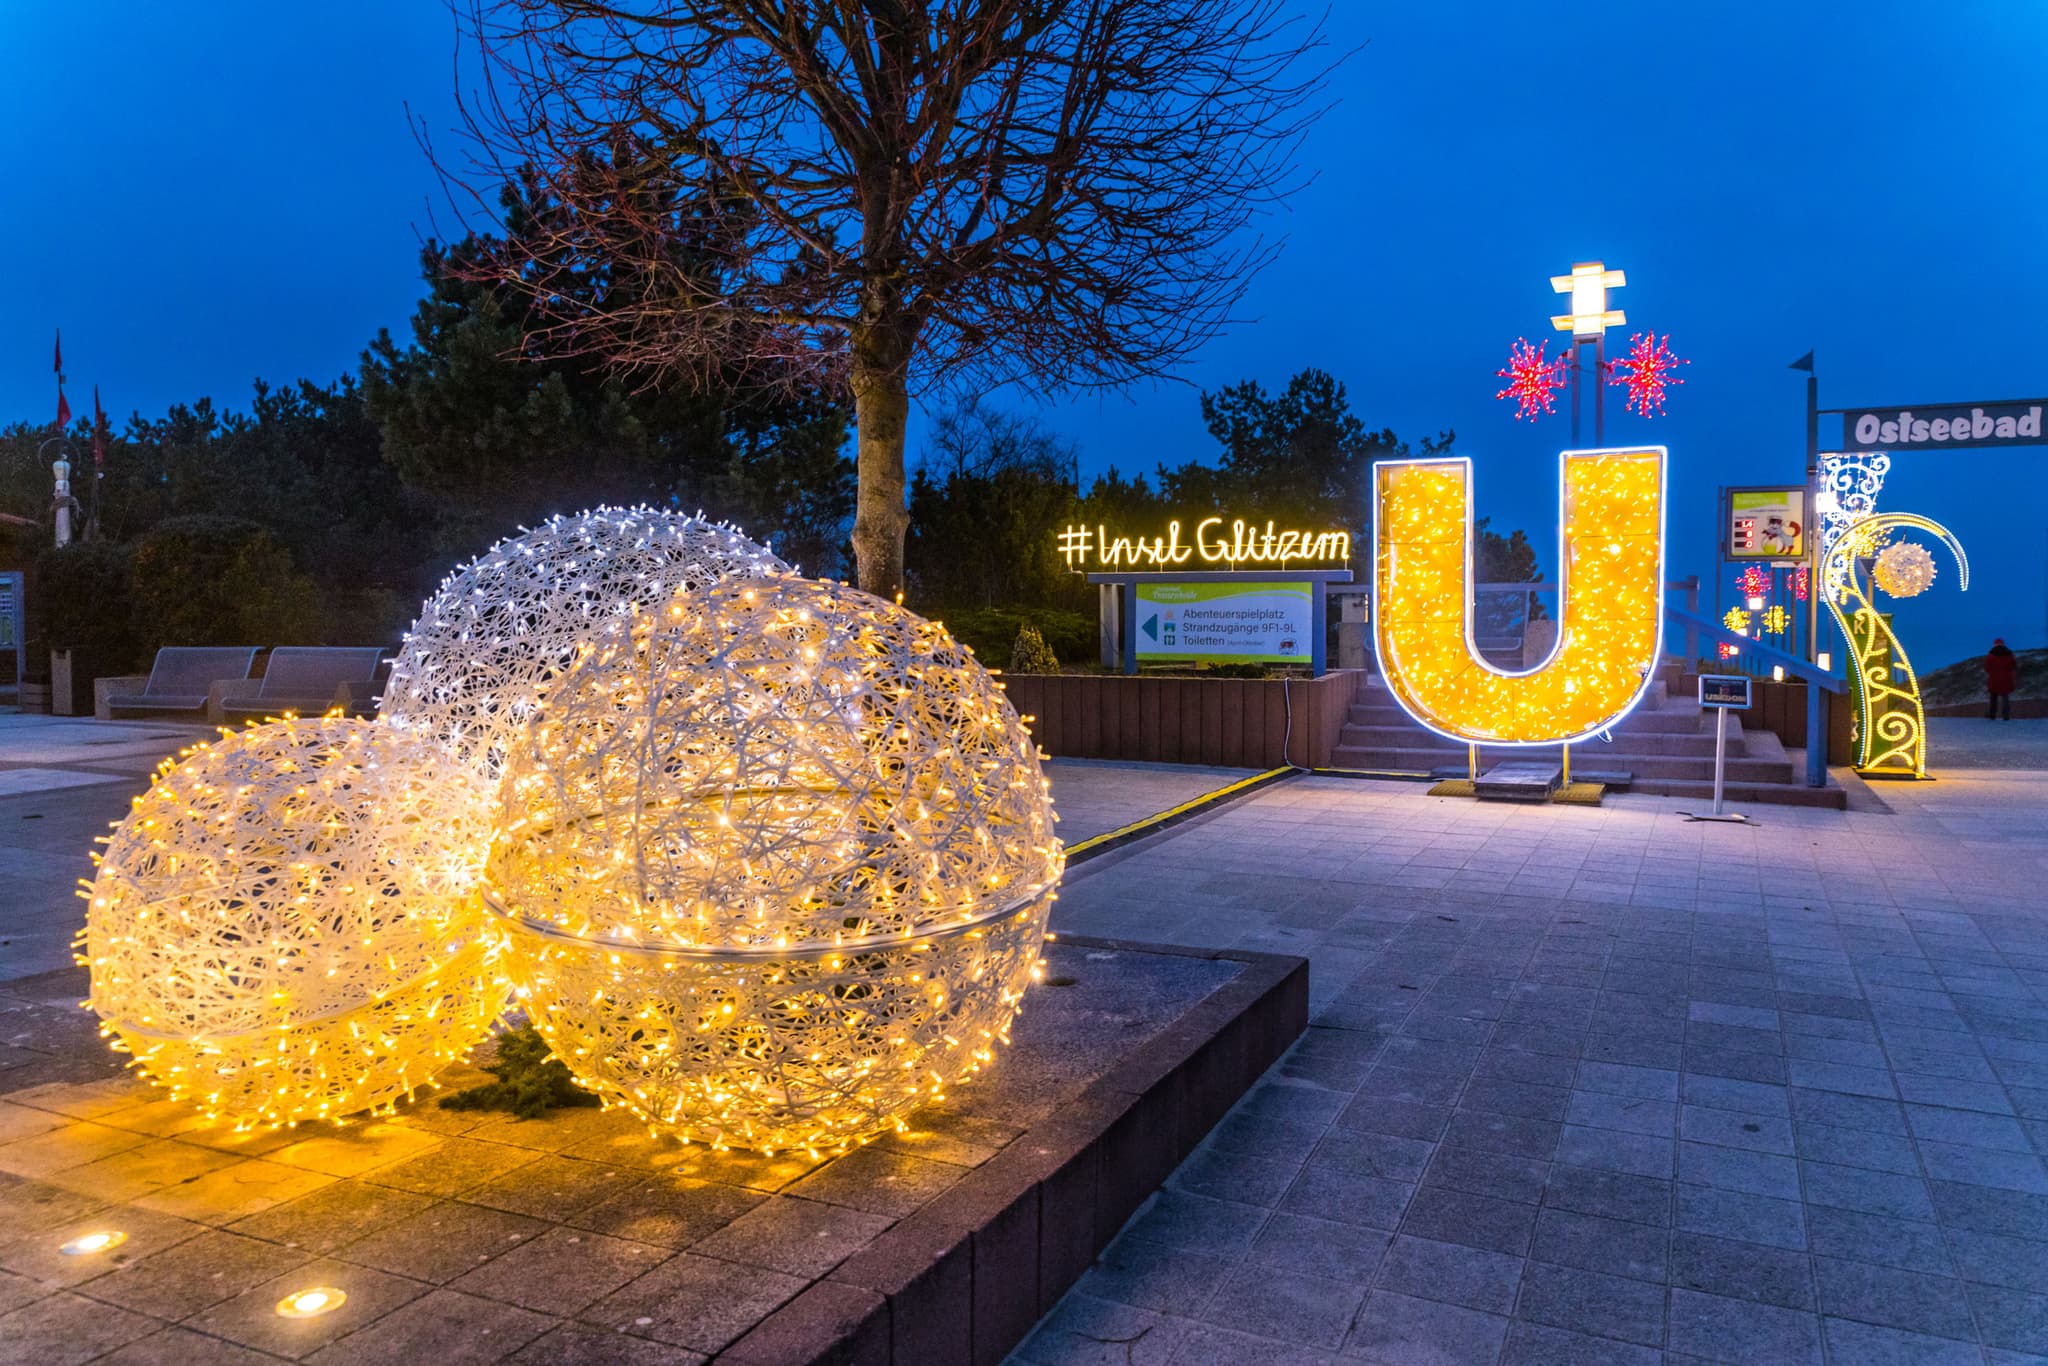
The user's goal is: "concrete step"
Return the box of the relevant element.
[1337,723,1751,760]
[1334,670,1834,806]
[1348,696,1701,735]
[1327,745,1797,785]
[1632,776,1848,810]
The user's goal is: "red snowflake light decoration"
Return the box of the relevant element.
[1495,338,1567,421]
[1792,566,1810,601]
[1739,565,1771,600]
[1717,641,1740,661]
[1608,332,1688,417]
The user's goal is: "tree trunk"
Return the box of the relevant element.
[849,322,914,599]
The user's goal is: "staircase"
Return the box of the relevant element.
[1330,667,1847,809]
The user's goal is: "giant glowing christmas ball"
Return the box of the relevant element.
[486,576,1063,1155]
[82,718,505,1129]
[380,507,789,775]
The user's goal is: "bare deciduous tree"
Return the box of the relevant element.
[438,0,1333,595]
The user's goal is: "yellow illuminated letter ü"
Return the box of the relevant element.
[1372,448,1666,744]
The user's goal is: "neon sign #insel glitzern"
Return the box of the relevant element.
[1057,517,1351,571]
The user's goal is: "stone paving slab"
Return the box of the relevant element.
[1042,758,1262,844]
[1014,737,2048,1364]
[0,938,1276,1365]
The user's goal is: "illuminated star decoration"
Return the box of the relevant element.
[1722,607,1752,632]
[1762,605,1790,635]
[1739,565,1771,600]
[1494,338,1568,421]
[1608,332,1688,417]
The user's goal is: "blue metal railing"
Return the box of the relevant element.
[1666,605,1844,787]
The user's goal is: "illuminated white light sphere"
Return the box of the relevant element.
[380,507,789,775]
[83,718,505,1129]
[1873,541,1938,599]
[487,576,1063,1155]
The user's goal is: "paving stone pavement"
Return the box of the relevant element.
[1041,758,1262,847]
[13,710,2048,1362]
[1016,721,2048,1365]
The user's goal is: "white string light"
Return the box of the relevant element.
[380,507,789,777]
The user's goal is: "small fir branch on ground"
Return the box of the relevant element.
[439,1025,600,1118]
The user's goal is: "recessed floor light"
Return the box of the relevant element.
[276,1287,346,1318]
[60,1231,127,1256]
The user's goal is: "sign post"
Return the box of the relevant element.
[1682,674,1754,824]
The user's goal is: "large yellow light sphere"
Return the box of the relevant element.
[486,576,1063,1155]
[380,507,789,776]
[83,718,505,1129]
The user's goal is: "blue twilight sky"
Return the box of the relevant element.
[3,3,2045,669]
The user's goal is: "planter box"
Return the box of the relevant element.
[1002,669,1363,769]
[1709,677,1854,765]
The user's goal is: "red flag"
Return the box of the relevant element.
[93,387,106,470]
[53,329,70,431]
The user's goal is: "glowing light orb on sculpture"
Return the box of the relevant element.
[82,718,504,1129]
[486,576,1063,1155]
[1873,542,1937,599]
[1373,448,1665,745]
[380,507,789,775]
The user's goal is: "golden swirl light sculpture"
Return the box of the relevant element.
[380,507,789,776]
[80,718,504,1129]
[1821,513,1968,778]
[486,576,1063,1157]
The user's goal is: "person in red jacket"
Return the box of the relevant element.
[1985,639,2018,720]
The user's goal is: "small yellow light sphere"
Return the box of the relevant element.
[83,717,505,1129]
[487,575,1063,1154]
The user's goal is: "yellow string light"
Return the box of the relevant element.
[487,576,1063,1155]
[1372,448,1666,745]
[80,717,505,1130]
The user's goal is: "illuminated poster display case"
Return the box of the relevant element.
[1725,486,1806,561]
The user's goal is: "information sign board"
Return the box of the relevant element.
[1698,674,1752,709]
[1134,581,1311,665]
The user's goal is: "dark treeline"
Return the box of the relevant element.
[4,190,1531,675]
[905,369,1539,661]
[1,173,857,668]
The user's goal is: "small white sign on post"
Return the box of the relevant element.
[1683,673,1755,824]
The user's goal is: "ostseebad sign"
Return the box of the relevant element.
[1843,399,2044,451]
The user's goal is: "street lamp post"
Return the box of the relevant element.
[1551,262,1627,447]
